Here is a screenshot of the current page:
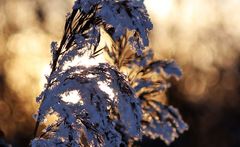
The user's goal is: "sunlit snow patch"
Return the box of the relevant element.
[61,90,83,104]
[97,81,115,100]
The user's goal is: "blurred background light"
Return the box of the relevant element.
[0,0,239,146]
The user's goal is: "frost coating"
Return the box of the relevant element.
[33,64,141,146]
[73,0,152,55]
[32,0,187,146]
[141,100,188,145]
[105,37,188,144]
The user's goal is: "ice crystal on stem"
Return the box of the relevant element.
[32,0,188,146]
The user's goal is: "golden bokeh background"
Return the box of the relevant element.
[0,0,239,146]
